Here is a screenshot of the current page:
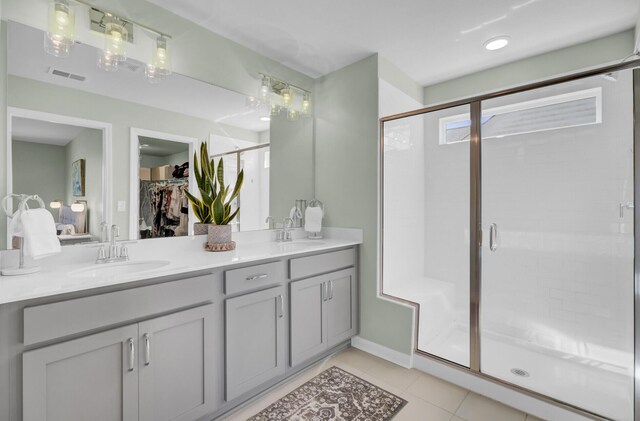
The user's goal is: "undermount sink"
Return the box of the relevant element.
[68,260,171,279]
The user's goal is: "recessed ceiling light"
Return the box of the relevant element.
[484,36,510,51]
[260,116,271,122]
[140,143,149,147]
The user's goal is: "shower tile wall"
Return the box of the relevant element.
[480,73,634,367]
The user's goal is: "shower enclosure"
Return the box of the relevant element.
[381,63,639,420]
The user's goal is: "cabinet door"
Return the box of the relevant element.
[327,268,358,348]
[138,304,216,421]
[225,285,285,401]
[23,325,139,421]
[290,275,328,367]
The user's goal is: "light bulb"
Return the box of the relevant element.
[102,18,127,64]
[150,36,171,77]
[49,200,62,209]
[45,0,75,58]
[301,93,311,115]
[282,86,292,108]
[260,75,271,100]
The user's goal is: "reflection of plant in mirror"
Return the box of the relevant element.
[185,142,244,225]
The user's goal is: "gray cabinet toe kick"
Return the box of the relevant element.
[0,245,358,421]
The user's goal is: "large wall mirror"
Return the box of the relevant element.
[4,19,315,249]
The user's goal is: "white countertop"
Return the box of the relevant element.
[0,228,362,305]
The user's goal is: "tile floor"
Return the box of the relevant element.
[223,347,546,421]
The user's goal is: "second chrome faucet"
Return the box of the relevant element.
[96,224,129,263]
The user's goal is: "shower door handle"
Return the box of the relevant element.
[489,223,498,252]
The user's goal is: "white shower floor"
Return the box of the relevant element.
[421,325,633,421]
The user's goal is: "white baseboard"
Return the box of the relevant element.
[350,336,413,369]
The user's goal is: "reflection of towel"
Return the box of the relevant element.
[304,206,323,233]
[21,209,61,259]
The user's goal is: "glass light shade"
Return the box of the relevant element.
[270,103,281,116]
[49,200,62,209]
[301,93,311,115]
[260,75,271,100]
[287,108,299,121]
[103,19,127,62]
[246,96,259,109]
[97,50,120,72]
[44,0,75,57]
[282,86,293,108]
[144,64,164,83]
[151,36,171,76]
[71,202,85,212]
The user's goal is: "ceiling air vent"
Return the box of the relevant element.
[47,67,87,82]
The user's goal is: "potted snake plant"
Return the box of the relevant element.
[184,142,244,248]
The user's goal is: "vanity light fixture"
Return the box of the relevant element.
[484,36,510,51]
[49,200,63,209]
[254,73,312,122]
[44,0,75,58]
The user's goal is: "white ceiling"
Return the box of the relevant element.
[139,135,190,156]
[7,22,269,134]
[148,0,639,85]
[12,117,89,146]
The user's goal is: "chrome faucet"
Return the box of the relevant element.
[276,218,293,242]
[265,216,274,229]
[96,224,129,264]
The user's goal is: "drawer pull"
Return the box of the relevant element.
[143,333,151,366]
[127,338,135,372]
[246,273,268,281]
[328,280,334,300]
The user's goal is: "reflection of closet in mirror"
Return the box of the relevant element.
[7,108,112,248]
[129,128,196,239]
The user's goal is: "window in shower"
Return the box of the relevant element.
[439,87,602,145]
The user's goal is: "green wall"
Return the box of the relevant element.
[12,140,66,215]
[314,55,415,354]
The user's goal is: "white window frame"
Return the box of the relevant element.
[438,87,603,145]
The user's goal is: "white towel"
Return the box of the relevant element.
[304,206,323,233]
[20,209,61,259]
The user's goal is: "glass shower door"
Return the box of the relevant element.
[480,71,635,420]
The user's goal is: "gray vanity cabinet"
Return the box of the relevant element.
[326,268,358,347]
[23,324,139,421]
[290,267,357,367]
[225,285,286,401]
[138,304,215,421]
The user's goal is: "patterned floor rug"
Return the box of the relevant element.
[248,366,407,420]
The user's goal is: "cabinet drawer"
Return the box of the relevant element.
[24,274,214,346]
[224,261,284,295]
[289,248,356,280]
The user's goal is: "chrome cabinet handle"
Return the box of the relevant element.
[246,273,268,281]
[322,282,328,301]
[328,280,334,300]
[127,338,135,372]
[276,295,284,318]
[143,333,151,366]
[489,223,498,252]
